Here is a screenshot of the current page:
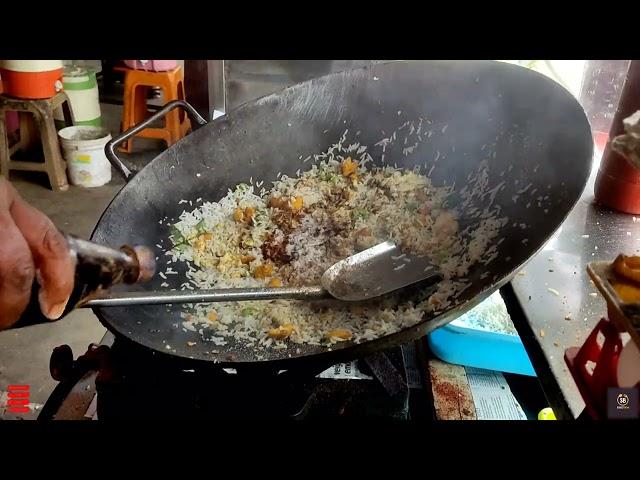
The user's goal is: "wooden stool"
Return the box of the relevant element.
[0,92,74,191]
[116,66,191,153]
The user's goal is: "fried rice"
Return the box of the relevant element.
[166,133,507,349]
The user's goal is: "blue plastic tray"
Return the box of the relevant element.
[427,292,536,377]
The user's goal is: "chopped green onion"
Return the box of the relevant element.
[195,219,208,234]
[240,307,258,317]
[170,226,185,245]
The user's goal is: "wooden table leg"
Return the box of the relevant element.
[17,111,39,153]
[0,111,9,178]
[36,106,68,191]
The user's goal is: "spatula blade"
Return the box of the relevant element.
[321,241,441,301]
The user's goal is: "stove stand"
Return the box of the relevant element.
[41,335,431,421]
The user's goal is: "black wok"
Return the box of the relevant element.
[93,60,593,370]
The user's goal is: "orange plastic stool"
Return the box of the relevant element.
[117,66,190,152]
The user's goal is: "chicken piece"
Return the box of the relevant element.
[241,255,256,264]
[341,157,358,177]
[244,206,255,224]
[290,196,304,212]
[267,278,283,288]
[207,310,218,322]
[253,263,274,279]
[429,296,443,308]
[270,195,303,213]
[267,323,294,339]
[194,233,212,252]
[325,329,352,341]
[269,196,288,209]
[233,208,245,222]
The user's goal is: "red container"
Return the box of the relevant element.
[595,61,640,214]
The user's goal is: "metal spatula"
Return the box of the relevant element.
[83,241,441,308]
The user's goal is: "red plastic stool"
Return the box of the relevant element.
[565,318,629,419]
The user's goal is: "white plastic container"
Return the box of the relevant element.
[54,65,102,128]
[58,126,112,187]
[0,60,64,98]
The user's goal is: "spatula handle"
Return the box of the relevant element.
[83,286,329,307]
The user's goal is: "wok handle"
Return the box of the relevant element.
[105,100,208,181]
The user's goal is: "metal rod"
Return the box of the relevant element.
[83,286,330,307]
[105,100,208,181]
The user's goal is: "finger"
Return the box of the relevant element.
[0,209,36,329]
[10,196,75,320]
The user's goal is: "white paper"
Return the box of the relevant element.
[84,394,98,420]
[317,361,373,380]
[464,367,527,420]
[212,110,226,120]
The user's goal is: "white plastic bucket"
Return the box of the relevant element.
[58,126,112,187]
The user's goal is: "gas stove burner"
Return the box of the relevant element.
[291,350,410,420]
[94,340,411,420]
[41,334,428,421]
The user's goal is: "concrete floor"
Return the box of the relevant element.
[0,103,163,418]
